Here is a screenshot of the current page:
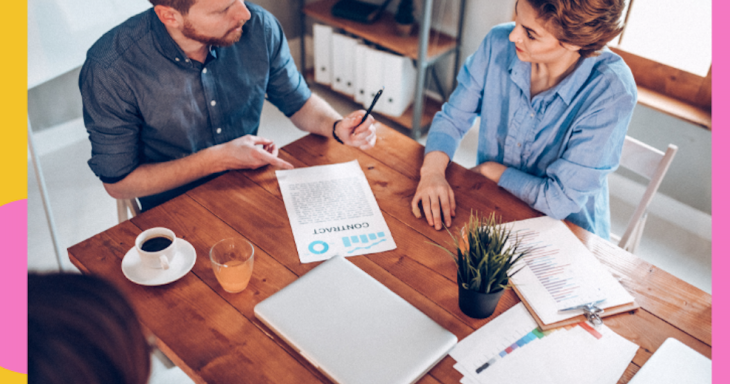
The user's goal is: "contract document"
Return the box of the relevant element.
[276,160,397,263]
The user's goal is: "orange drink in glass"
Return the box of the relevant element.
[209,238,255,293]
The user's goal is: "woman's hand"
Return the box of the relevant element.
[411,152,455,230]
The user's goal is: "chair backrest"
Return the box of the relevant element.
[612,136,678,253]
[116,198,141,224]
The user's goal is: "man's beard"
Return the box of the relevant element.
[182,20,244,47]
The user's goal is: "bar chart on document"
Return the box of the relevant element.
[474,326,553,374]
[509,217,605,312]
[450,303,543,378]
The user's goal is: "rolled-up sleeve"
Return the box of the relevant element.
[498,91,635,220]
[79,60,143,184]
[264,14,311,117]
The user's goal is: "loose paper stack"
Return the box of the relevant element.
[450,303,639,384]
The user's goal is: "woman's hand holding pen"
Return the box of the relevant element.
[336,110,377,150]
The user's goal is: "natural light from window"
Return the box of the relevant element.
[617,0,711,76]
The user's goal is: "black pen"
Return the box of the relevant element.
[360,87,384,125]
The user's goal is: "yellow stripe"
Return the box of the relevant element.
[0,366,27,384]
[0,1,28,206]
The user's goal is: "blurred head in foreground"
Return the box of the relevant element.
[28,273,151,384]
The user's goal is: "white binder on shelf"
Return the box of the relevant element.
[331,33,357,96]
[354,43,369,104]
[378,51,417,117]
[313,23,333,85]
[364,47,387,113]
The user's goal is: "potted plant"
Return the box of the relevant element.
[394,0,415,37]
[433,212,530,319]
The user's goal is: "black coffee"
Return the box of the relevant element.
[141,236,173,252]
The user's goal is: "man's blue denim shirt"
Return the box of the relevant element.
[79,4,310,210]
[425,23,637,239]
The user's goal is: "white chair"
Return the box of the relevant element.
[116,198,141,224]
[611,136,678,253]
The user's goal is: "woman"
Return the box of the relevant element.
[28,273,151,384]
[411,0,636,239]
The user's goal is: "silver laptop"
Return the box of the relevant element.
[254,256,457,384]
[629,338,711,384]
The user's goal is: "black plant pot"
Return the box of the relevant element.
[458,285,505,319]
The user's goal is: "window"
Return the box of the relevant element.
[609,0,712,129]
[618,0,711,76]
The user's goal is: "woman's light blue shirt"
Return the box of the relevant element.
[425,23,637,239]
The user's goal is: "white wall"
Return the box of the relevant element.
[621,106,712,214]
[28,0,150,89]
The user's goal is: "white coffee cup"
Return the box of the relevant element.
[135,227,177,270]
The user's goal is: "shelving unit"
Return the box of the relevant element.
[300,0,466,138]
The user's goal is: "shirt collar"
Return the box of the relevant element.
[508,46,599,106]
[556,55,597,104]
[150,9,213,67]
[508,50,531,100]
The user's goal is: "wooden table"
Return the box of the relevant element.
[69,124,711,384]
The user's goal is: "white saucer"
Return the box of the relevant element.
[121,238,197,286]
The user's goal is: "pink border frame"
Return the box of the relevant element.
[713,0,725,380]
[1,0,724,380]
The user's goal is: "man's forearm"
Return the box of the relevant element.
[103,145,223,200]
[289,94,341,137]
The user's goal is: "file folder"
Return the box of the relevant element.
[313,24,333,85]
[378,51,416,117]
[354,43,369,104]
[331,33,357,96]
[363,46,384,111]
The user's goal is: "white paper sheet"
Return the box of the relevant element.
[449,303,542,384]
[276,160,396,263]
[508,216,635,325]
[450,302,639,384]
[450,303,538,364]
[472,324,638,384]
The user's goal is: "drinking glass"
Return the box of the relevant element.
[209,238,255,293]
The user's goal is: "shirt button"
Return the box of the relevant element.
[517,143,522,147]
[211,100,217,106]
[216,128,222,134]
[203,68,208,74]
[175,57,180,62]
[530,113,534,118]
[185,59,190,63]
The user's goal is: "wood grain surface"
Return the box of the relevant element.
[68,124,711,384]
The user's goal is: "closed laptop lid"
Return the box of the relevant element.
[254,256,457,384]
[628,338,711,384]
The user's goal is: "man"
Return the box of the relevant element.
[80,0,377,210]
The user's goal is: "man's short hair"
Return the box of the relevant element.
[148,0,197,15]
